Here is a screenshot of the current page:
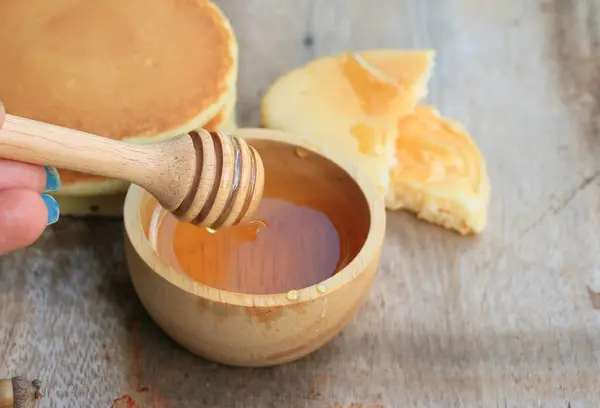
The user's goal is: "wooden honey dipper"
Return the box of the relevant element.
[0,114,265,229]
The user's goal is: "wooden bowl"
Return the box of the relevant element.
[123,128,386,367]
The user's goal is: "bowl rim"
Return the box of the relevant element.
[123,127,386,307]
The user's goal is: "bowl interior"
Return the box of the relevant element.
[125,131,384,306]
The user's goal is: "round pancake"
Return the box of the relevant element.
[0,0,237,192]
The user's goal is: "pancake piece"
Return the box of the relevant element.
[0,0,237,194]
[262,49,434,196]
[262,49,490,234]
[388,106,490,234]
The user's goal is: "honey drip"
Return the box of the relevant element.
[341,52,402,156]
[394,105,481,191]
[340,52,401,117]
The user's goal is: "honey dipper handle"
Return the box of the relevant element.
[0,114,263,226]
[0,114,158,184]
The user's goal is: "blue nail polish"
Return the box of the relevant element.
[41,194,60,225]
[44,166,61,192]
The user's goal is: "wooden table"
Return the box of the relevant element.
[1,1,599,406]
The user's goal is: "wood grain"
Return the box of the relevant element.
[1,0,599,406]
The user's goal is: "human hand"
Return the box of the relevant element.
[0,102,60,255]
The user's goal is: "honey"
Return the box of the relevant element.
[147,141,370,295]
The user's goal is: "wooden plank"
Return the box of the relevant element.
[1,0,599,406]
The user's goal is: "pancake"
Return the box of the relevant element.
[0,0,237,194]
[261,49,490,234]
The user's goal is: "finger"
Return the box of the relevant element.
[0,189,59,255]
[0,160,61,193]
[0,103,61,193]
[0,159,46,192]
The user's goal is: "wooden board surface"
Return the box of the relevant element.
[1,0,599,406]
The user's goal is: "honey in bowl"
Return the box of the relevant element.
[147,142,370,295]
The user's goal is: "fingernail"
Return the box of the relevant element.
[44,166,61,192]
[41,194,60,225]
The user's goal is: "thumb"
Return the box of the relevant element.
[0,189,56,255]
